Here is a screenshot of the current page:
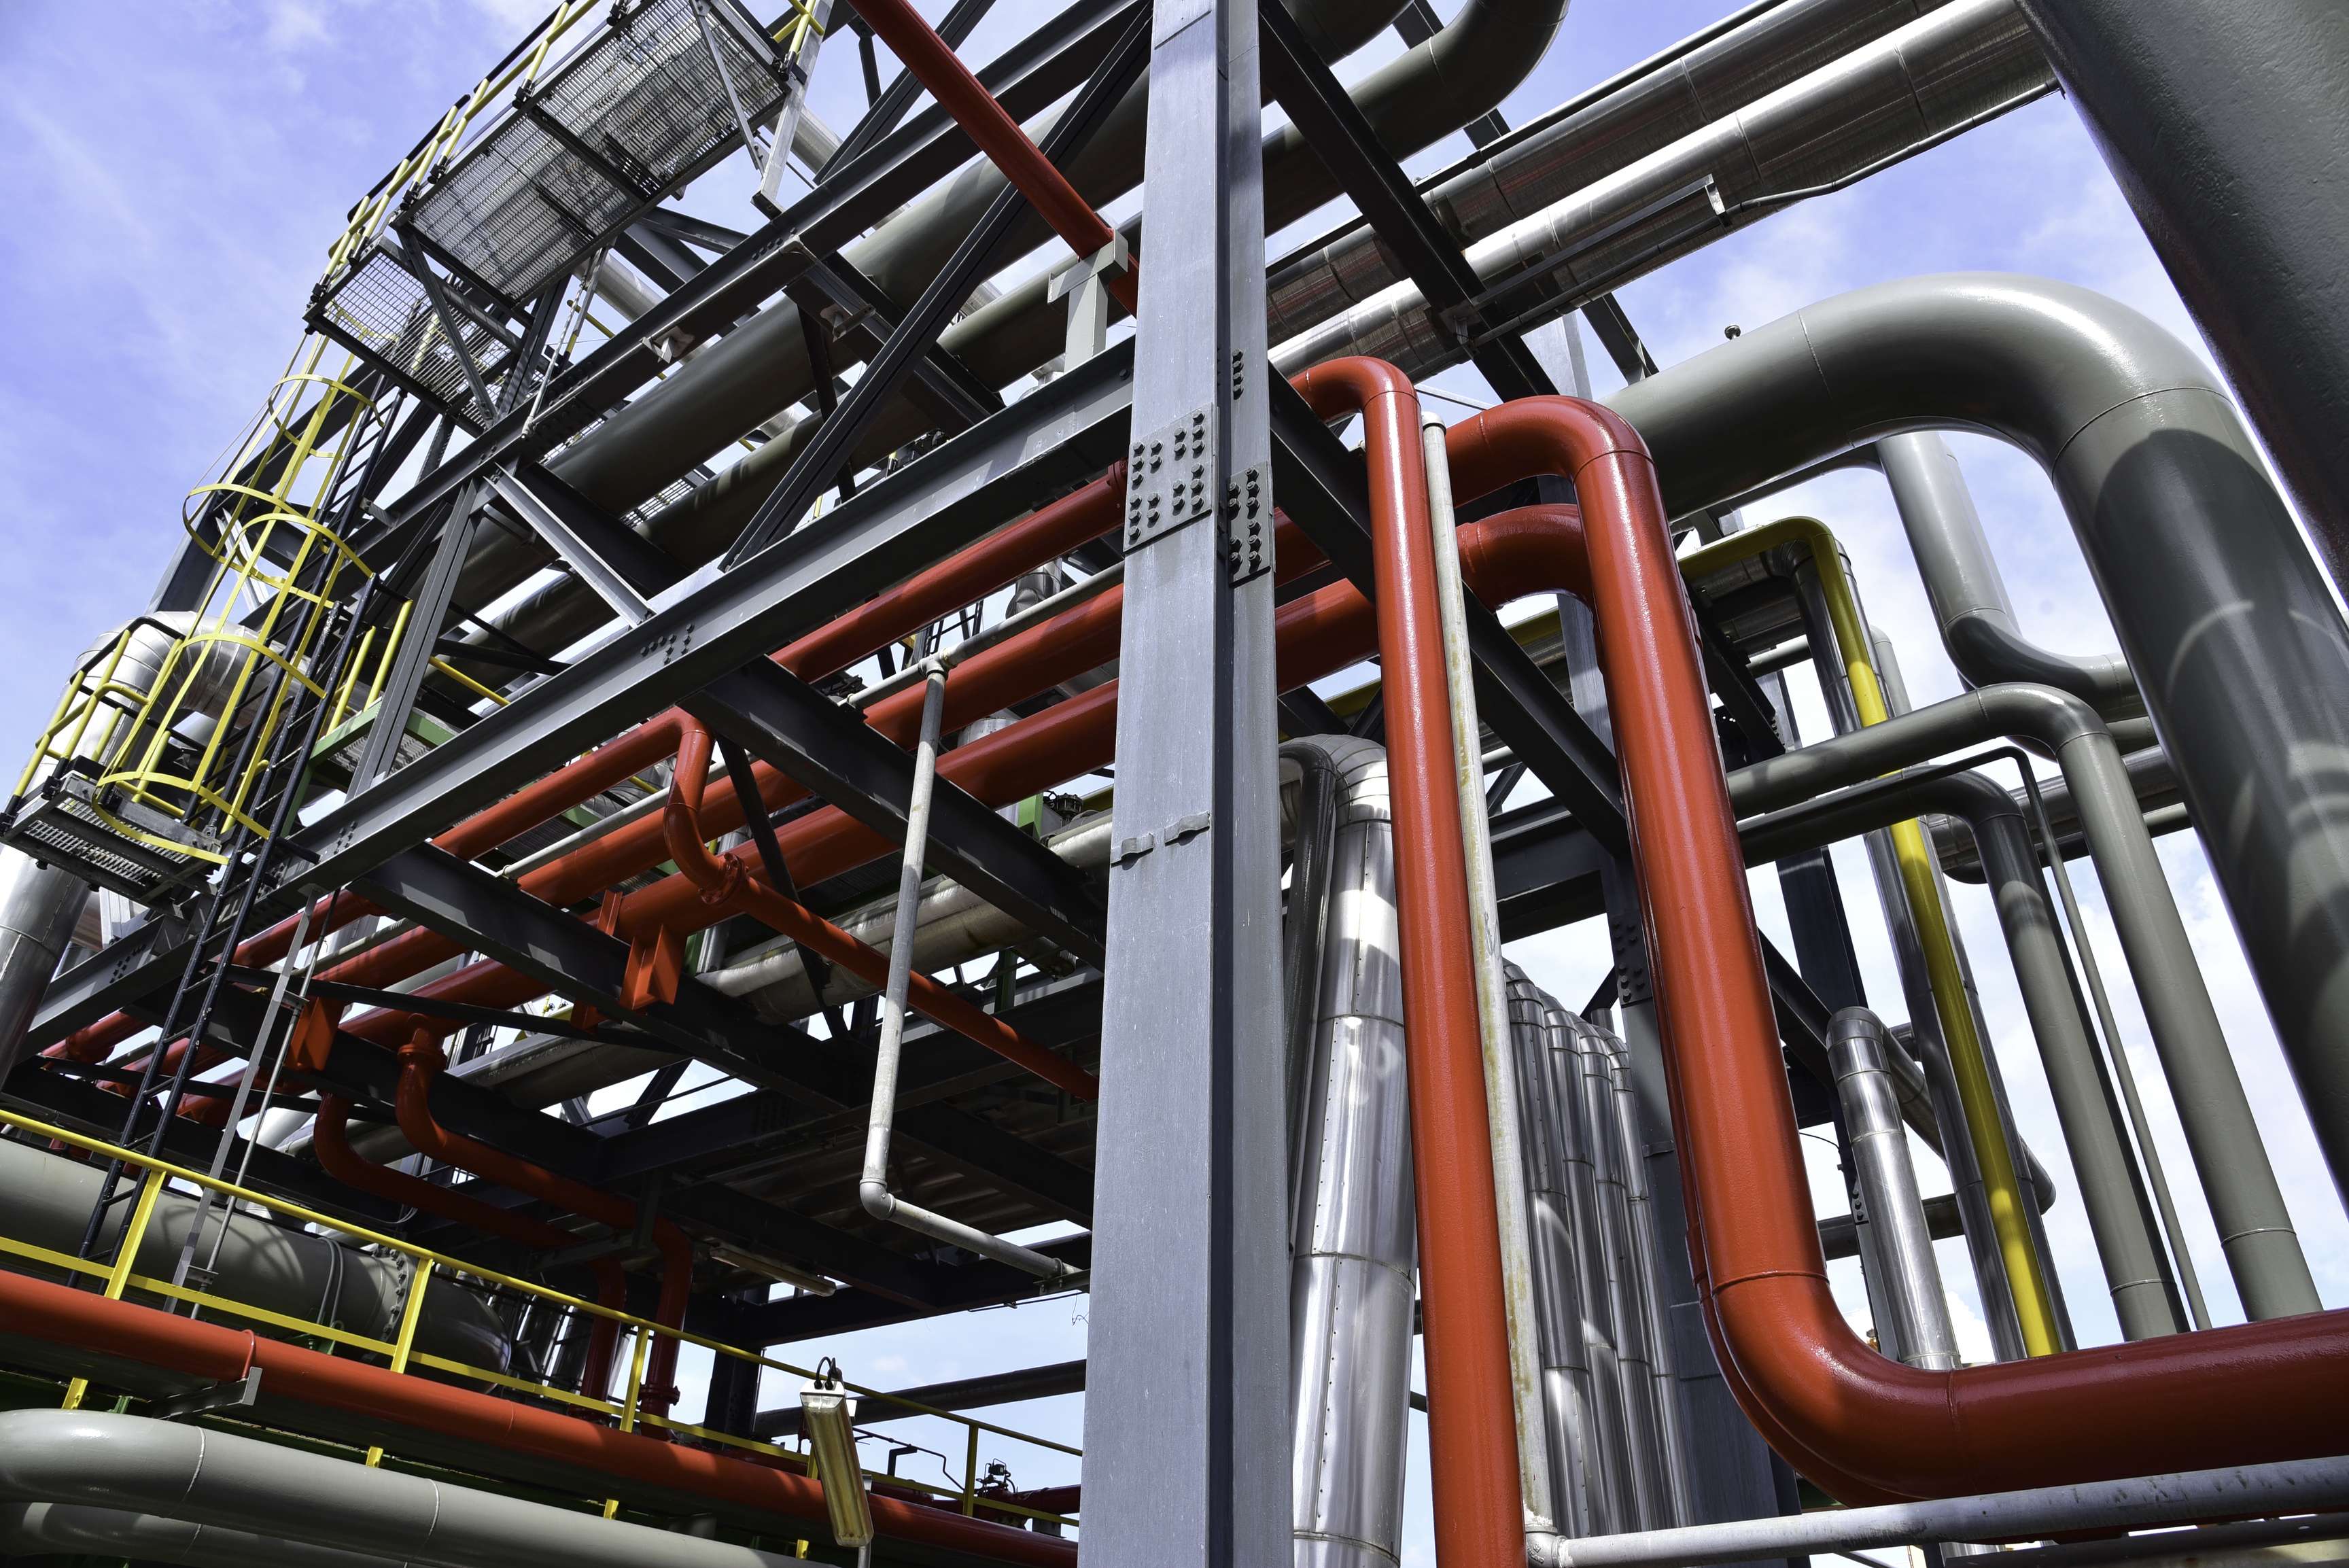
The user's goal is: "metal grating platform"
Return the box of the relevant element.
[313,0,802,423]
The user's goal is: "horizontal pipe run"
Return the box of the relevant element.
[1541,1455,2349,1568]
[0,1272,1073,1565]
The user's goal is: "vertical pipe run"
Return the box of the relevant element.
[855,668,1069,1282]
[1423,413,1561,1551]
[1830,1009,1960,1371]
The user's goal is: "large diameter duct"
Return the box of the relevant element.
[0,1136,508,1376]
[1283,737,1417,1568]
[1874,432,2141,718]
[2,1501,401,1568]
[0,848,88,1076]
[0,1412,807,1568]
[1275,0,2051,378]
[459,0,1568,663]
[1606,271,2349,1210]
[2011,0,2349,595]
[1268,0,2001,343]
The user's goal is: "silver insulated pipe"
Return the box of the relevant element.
[1283,737,1416,1568]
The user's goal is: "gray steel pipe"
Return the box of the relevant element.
[0,848,88,1077]
[1830,1007,1962,1370]
[1607,269,2349,1219]
[0,1136,508,1375]
[1792,567,2042,1359]
[1,1501,402,1568]
[2011,0,2349,594]
[0,1411,801,1568]
[1283,736,1417,1568]
[1758,768,2182,1341]
[453,0,1558,660]
[1727,681,2320,1320]
[1539,1454,2349,1568]
[1274,0,2052,376]
[1875,432,2142,719]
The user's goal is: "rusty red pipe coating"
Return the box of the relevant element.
[1289,359,1526,1568]
[54,470,1131,1066]
[661,715,1098,1099]
[314,1094,623,1395]
[839,0,1136,313]
[0,1268,1073,1566]
[1441,397,2349,1502]
[393,1027,690,1417]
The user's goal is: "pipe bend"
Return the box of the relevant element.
[1433,394,2349,1505]
[1967,680,2109,752]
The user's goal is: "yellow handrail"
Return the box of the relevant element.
[0,1104,1077,1518]
[1680,515,2061,1357]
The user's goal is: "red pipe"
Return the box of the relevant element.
[314,1094,623,1397]
[1440,397,2349,1502]
[393,1028,692,1418]
[0,1267,1073,1566]
[52,470,1133,1065]
[839,0,1137,313]
[1289,360,1525,1568]
[661,716,1098,1099]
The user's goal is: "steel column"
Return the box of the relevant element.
[1080,0,1287,1558]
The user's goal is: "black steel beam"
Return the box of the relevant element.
[347,843,825,1102]
[264,341,1134,910]
[824,0,1000,173]
[1259,0,1554,402]
[684,661,1107,966]
[754,1356,1085,1438]
[1268,377,1629,850]
[726,7,1149,564]
[1584,293,1658,382]
[1,1064,396,1224]
[598,974,1104,1181]
[779,249,1003,440]
[308,1032,947,1304]
[351,0,1137,538]
[26,911,193,1049]
[733,1234,1091,1344]
[894,1101,1093,1225]
[495,461,686,596]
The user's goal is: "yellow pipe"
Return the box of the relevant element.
[1680,515,2060,1357]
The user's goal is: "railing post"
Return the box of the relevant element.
[61,1166,168,1410]
[962,1424,981,1516]
[364,1258,432,1467]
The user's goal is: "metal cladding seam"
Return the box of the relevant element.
[1439,395,2349,1505]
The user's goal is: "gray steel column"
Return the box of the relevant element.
[1081,0,1289,1558]
[2012,0,2349,590]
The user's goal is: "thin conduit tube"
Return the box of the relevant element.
[855,665,1073,1279]
[1424,412,1561,1550]
[1440,395,2349,1504]
[1289,357,1527,1568]
[1683,515,2059,1355]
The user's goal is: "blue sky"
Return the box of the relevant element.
[3,2,2342,1562]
